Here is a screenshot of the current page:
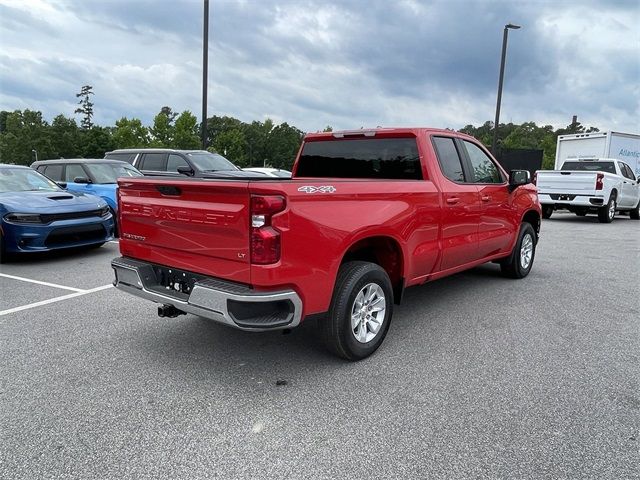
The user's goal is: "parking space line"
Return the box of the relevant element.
[0,273,84,292]
[0,284,113,317]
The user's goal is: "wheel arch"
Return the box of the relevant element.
[339,235,405,304]
[522,209,541,239]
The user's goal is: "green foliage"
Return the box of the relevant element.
[74,85,94,129]
[173,111,200,149]
[0,110,55,165]
[112,117,149,148]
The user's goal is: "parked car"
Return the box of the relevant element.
[112,128,541,360]
[104,148,261,178]
[0,164,114,262]
[536,157,640,222]
[242,167,292,177]
[32,159,142,235]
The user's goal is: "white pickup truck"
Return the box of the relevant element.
[536,158,640,223]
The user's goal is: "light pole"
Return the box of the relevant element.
[201,0,209,149]
[492,23,521,155]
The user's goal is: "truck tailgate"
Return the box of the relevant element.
[536,171,597,194]
[117,177,251,284]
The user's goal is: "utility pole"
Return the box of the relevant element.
[492,23,521,155]
[201,0,209,149]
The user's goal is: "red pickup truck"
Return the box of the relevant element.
[112,128,541,360]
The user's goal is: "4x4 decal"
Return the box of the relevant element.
[297,185,336,194]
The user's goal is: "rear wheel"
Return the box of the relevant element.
[630,199,640,220]
[501,223,536,279]
[598,194,616,223]
[542,205,553,219]
[320,261,393,361]
[0,234,5,264]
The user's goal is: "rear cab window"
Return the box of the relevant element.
[296,137,422,179]
[561,161,616,174]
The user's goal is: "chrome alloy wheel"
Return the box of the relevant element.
[351,283,386,344]
[608,200,616,220]
[520,233,533,270]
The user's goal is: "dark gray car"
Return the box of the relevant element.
[104,149,266,178]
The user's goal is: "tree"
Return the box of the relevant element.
[0,110,55,165]
[264,122,304,169]
[50,114,81,158]
[81,126,115,158]
[112,117,149,148]
[74,85,94,129]
[323,125,333,132]
[211,128,247,165]
[149,107,175,147]
[173,111,200,149]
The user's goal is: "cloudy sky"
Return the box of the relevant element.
[1,0,638,133]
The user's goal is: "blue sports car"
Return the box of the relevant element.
[0,164,115,262]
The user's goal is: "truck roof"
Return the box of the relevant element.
[304,127,478,142]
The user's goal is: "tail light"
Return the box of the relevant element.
[250,195,285,264]
[595,173,604,190]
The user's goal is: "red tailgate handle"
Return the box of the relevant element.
[446,197,460,205]
[481,195,491,202]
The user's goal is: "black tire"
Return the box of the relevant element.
[0,234,6,264]
[320,261,393,361]
[542,205,553,219]
[109,207,119,237]
[598,194,616,223]
[630,199,640,220]
[500,223,536,279]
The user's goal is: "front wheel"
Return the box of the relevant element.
[500,223,536,279]
[630,199,640,220]
[320,261,393,361]
[598,195,616,223]
[542,205,553,219]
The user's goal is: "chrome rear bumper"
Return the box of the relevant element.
[111,257,302,331]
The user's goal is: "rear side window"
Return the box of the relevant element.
[432,137,464,182]
[561,161,615,174]
[140,153,166,171]
[105,153,137,164]
[296,138,422,179]
[42,165,63,181]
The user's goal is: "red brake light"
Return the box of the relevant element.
[250,195,285,264]
[595,173,604,190]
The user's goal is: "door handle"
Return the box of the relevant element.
[481,195,492,202]
[446,197,460,205]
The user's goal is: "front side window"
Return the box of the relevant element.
[65,164,87,182]
[43,164,63,181]
[167,154,189,172]
[432,136,464,183]
[463,141,503,183]
[296,137,422,179]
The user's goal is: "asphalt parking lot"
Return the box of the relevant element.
[1,213,638,480]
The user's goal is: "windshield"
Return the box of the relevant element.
[561,161,616,174]
[0,168,61,193]
[186,152,238,171]
[85,163,143,183]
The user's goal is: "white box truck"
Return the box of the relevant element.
[555,131,640,175]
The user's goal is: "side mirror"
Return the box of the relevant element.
[56,182,68,189]
[508,170,531,192]
[73,176,91,184]
[177,166,195,176]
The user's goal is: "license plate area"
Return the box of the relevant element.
[152,265,206,296]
